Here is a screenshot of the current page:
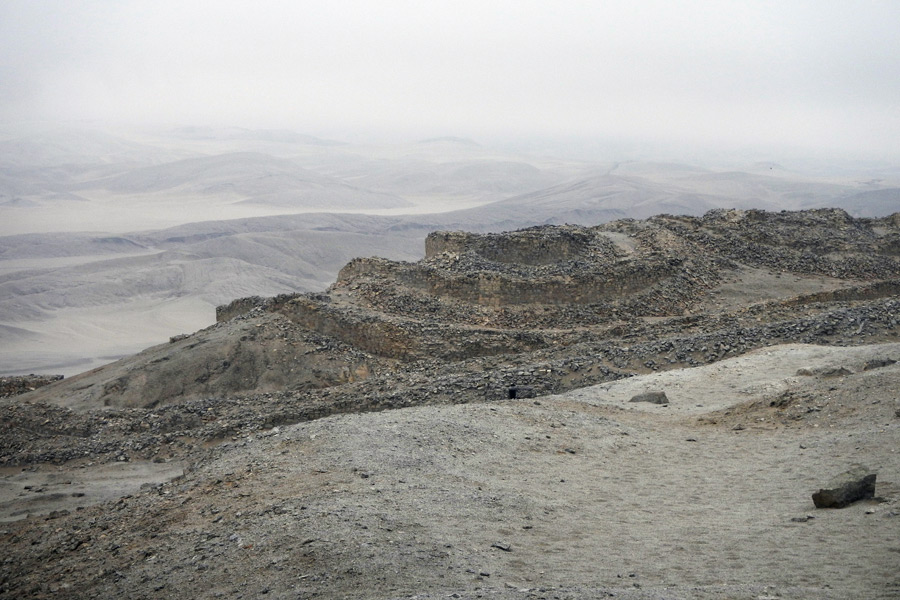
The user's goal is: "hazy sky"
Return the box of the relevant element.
[1,1,899,158]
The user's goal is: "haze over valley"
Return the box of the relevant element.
[1,124,898,375]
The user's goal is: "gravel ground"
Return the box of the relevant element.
[2,342,898,599]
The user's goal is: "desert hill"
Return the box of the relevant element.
[76,152,413,211]
[15,207,899,410]
[1,209,899,599]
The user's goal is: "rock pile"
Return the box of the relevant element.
[0,375,63,399]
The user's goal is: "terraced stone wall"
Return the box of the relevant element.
[338,255,677,307]
[276,294,547,361]
[278,296,419,360]
[401,265,674,307]
[215,294,298,323]
[785,280,900,307]
[426,229,601,265]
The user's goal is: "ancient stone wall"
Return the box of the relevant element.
[425,227,615,266]
[396,265,672,307]
[339,250,676,307]
[785,280,900,307]
[216,296,272,323]
[336,257,398,285]
[216,294,300,323]
[276,295,548,361]
[278,296,419,360]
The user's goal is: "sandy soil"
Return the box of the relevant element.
[576,342,900,415]
[0,297,214,377]
[3,342,898,599]
[0,192,496,237]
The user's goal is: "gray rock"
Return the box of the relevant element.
[796,366,852,377]
[812,465,876,508]
[507,385,536,399]
[820,366,853,378]
[863,357,897,370]
[790,515,815,522]
[629,391,669,404]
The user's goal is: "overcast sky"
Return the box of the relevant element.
[1,1,898,159]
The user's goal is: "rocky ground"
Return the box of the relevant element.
[1,208,899,599]
[0,375,62,399]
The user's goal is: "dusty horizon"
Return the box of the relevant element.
[2,1,899,162]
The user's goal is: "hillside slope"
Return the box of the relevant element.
[2,209,900,599]
[11,207,900,423]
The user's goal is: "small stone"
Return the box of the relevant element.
[812,464,876,508]
[863,358,896,370]
[790,515,814,522]
[629,391,669,404]
[491,542,512,552]
[821,366,852,378]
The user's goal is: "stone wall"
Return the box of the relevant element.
[278,296,420,360]
[785,280,900,307]
[339,252,677,307]
[400,267,670,307]
[215,294,300,323]
[336,257,398,285]
[425,227,617,266]
[216,296,271,322]
[277,295,548,361]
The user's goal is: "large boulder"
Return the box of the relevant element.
[812,465,876,508]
